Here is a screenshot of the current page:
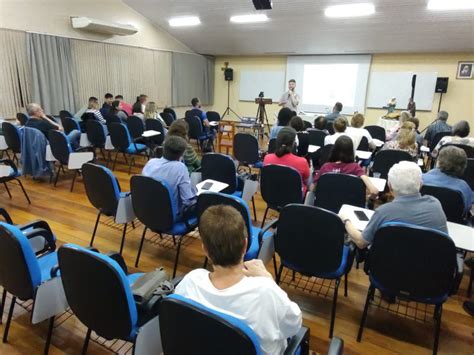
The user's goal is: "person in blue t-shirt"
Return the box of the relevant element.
[190,97,210,128]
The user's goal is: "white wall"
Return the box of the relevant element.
[0,0,194,53]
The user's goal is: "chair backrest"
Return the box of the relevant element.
[201,153,237,194]
[58,244,137,340]
[206,111,221,122]
[109,123,132,151]
[60,116,80,135]
[59,110,74,121]
[82,163,121,216]
[357,136,369,151]
[420,185,466,223]
[314,173,366,213]
[197,192,253,250]
[186,116,205,140]
[160,112,175,127]
[268,139,276,154]
[311,144,333,170]
[369,223,457,300]
[260,165,303,210]
[2,122,21,154]
[461,158,474,190]
[275,204,345,275]
[303,120,312,130]
[81,112,96,123]
[0,222,42,300]
[86,120,106,147]
[364,125,385,142]
[296,132,309,157]
[441,143,474,158]
[307,130,327,147]
[371,149,413,179]
[233,133,259,165]
[325,121,335,135]
[105,113,122,128]
[144,119,165,145]
[430,131,451,149]
[163,107,177,121]
[130,175,176,232]
[16,113,29,126]
[126,116,145,140]
[48,130,71,165]
[160,294,259,355]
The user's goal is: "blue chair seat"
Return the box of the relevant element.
[165,216,198,236]
[244,226,273,261]
[38,252,59,283]
[126,143,147,154]
[232,191,243,198]
[127,272,144,286]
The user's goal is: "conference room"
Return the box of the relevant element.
[0,0,473,354]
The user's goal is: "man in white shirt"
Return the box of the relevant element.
[324,117,355,148]
[175,205,302,355]
[279,79,300,112]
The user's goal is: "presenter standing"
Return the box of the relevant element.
[279,79,300,112]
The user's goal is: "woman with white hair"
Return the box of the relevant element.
[340,161,447,249]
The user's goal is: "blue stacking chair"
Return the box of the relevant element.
[274,204,354,338]
[82,163,135,254]
[57,244,161,354]
[233,133,264,171]
[0,159,31,204]
[357,223,461,355]
[109,123,148,174]
[197,192,276,266]
[185,116,214,151]
[0,221,67,353]
[2,121,22,165]
[131,175,198,276]
[159,294,315,355]
[60,116,81,135]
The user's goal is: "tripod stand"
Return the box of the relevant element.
[221,80,241,119]
[255,98,271,138]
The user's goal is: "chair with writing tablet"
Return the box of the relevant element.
[308,129,327,147]
[311,144,333,171]
[370,149,412,180]
[420,185,466,224]
[364,125,385,142]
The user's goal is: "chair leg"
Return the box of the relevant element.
[0,288,6,324]
[3,296,16,343]
[81,328,92,355]
[260,207,269,228]
[172,236,184,278]
[119,223,127,254]
[251,196,257,222]
[90,212,101,247]
[127,156,133,175]
[16,179,31,204]
[433,304,443,355]
[53,164,62,187]
[44,316,55,355]
[468,267,473,298]
[344,272,348,297]
[276,264,284,285]
[70,170,78,192]
[357,285,375,342]
[112,151,119,171]
[172,235,176,246]
[273,255,278,278]
[135,227,147,267]
[3,182,12,199]
[329,279,340,338]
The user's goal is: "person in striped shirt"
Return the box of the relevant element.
[167,119,201,174]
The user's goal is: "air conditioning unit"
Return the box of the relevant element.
[71,17,138,36]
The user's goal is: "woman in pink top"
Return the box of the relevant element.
[312,135,378,195]
[263,127,310,194]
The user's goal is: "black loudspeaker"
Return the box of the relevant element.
[224,68,234,81]
[435,77,449,93]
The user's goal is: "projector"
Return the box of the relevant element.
[252,0,272,10]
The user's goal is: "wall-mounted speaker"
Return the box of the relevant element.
[435,77,449,93]
[224,68,234,81]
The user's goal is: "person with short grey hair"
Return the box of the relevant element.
[432,120,474,158]
[424,110,452,147]
[340,161,448,249]
[423,146,472,215]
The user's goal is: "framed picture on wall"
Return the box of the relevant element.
[457,62,473,79]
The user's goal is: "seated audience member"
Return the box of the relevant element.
[386,111,411,141]
[74,96,98,120]
[270,107,295,140]
[132,94,148,119]
[144,101,168,130]
[189,97,210,128]
[346,113,375,150]
[325,102,343,123]
[25,103,80,149]
[142,136,197,215]
[423,146,472,215]
[115,95,132,116]
[108,100,128,122]
[407,117,423,148]
[340,161,447,249]
[324,117,351,146]
[101,93,114,115]
[424,110,452,147]
[264,127,310,194]
[312,136,378,195]
[382,121,418,159]
[290,116,308,155]
[175,205,302,355]
[167,119,200,173]
[84,97,106,124]
[432,120,474,158]
[313,115,328,133]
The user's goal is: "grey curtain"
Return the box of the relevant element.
[27,33,76,114]
[172,53,214,106]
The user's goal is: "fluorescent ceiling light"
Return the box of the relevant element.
[427,0,474,10]
[169,16,200,27]
[230,14,269,23]
[325,3,375,18]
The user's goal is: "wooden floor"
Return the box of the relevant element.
[0,153,473,355]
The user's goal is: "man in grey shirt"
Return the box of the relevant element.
[325,102,343,123]
[340,161,448,249]
[279,79,300,112]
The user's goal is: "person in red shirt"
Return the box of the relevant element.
[114,94,133,116]
[263,127,310,195]
[312,135,378,195]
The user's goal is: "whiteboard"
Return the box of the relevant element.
[239,71,286,102]
[367,71,438,111]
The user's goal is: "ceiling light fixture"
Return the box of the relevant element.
[169,16,201,27]
[325,3,375,18]
[230,14,269,23]
[427,0,474,10]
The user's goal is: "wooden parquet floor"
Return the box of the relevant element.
[0,154,473,354]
